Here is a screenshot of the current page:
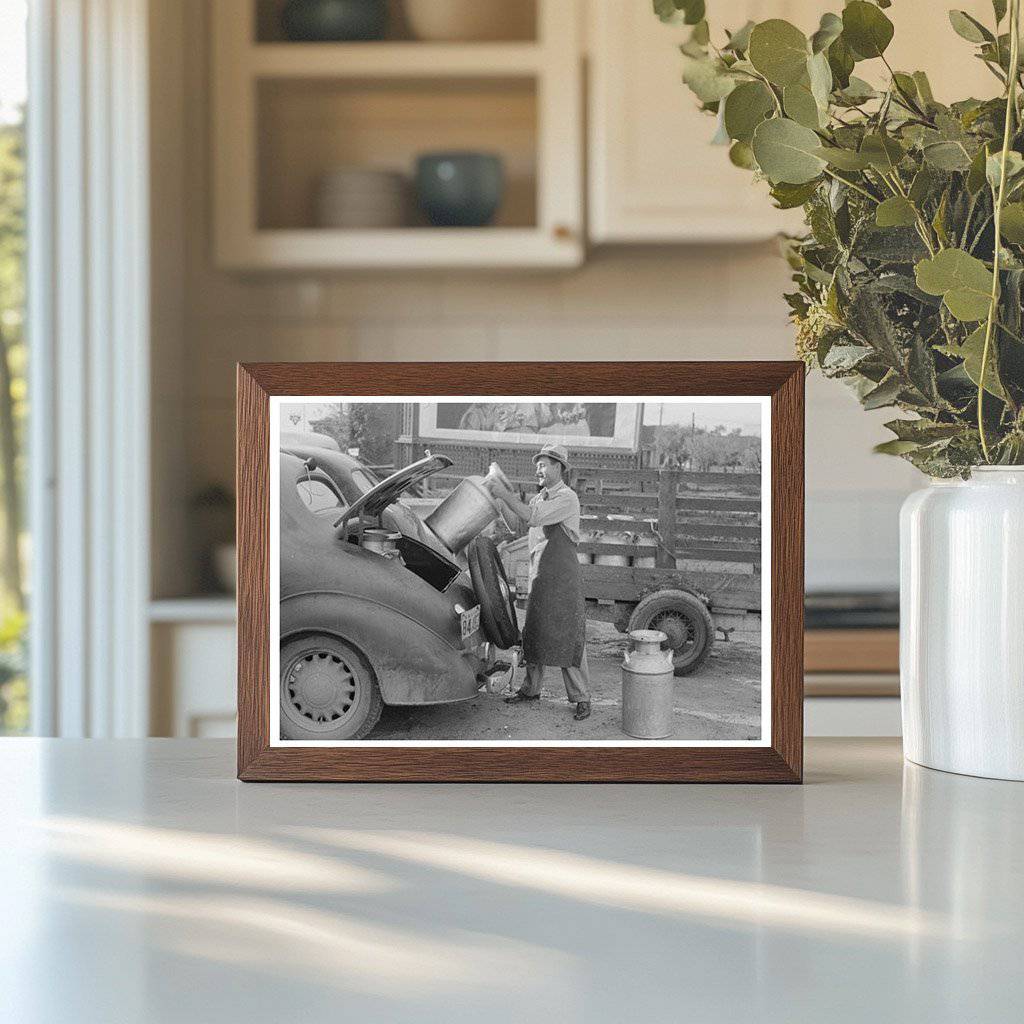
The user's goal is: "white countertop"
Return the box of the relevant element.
[1,738,1021,1023]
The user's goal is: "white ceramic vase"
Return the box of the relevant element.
[900,467,1024,780]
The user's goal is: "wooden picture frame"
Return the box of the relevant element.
[237,362,804,782]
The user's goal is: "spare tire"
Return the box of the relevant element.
[467,535,520,649]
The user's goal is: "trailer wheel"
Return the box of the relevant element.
[627,589,714,676]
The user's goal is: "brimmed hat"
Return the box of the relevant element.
[532,442,570,470]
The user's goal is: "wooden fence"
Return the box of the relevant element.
[574,465,762,571]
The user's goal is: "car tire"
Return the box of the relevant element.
[467,535,520,649]
[627,589,715,677]
[279,634,383,740]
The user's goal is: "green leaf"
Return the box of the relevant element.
[860,133,905,173]
[967,143,993,193]
[752,117,827,184]
[875,196,918,228]
[986,150,1024,190]
[842,1,894,60]
[724,20,755,53]
[810,12,843,54]
[914,249,994,321]
[748,19,810,87]
[827,35,855,89]
[993,1,1008,24]
[909,165,936,205]
[874,439,922,455]
[862,374,902,409]
[654,0,705,25]
[807,51,833,110]
[783,83,822,128]
[884,419,963,443]
[770,179,820,209]
[923,141,973,171]
[814,145,872,170]
[728,140,758,169]
[681,55,737,103]
[948,10,993,44]
[932,190,950,246]
[912,71,935,105]
[723,81,775,143]
[689,20,710,46]
[1000,202,1024,242]
[836,75,877,105]
[959,324,1007,398]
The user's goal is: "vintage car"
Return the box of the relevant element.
[279,445,519,740]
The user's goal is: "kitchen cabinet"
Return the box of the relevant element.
[587,0,999,244]
[211,0,583,269]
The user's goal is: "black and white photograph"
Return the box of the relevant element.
[271,396,769,745]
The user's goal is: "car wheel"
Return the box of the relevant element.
[279,634,383,740]
[627,589,715,677]
[467,535,520,649]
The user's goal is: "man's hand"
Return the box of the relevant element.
[488,480,514,503]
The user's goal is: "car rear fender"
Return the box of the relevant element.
[280,591,483,705]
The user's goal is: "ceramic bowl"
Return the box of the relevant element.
[281,0,388,42]
[414,152,505,228]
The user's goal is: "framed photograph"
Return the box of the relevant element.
[237,362,804,782]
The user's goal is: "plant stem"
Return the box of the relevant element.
[979,0,1021,463]
[821,167,879,203]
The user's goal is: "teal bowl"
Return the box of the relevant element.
[281,0,388,42]
[415,152,505,228]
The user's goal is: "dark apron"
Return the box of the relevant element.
[522,524,586,668]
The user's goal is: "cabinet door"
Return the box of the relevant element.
[588,1,1003,245]
[588,1,815,243]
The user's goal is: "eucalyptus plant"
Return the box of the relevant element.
[658,0,1024,475]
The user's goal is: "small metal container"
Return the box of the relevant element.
[362,529,403,560]
[621,629,675,739]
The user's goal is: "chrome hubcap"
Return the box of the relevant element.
[283,649,359,730]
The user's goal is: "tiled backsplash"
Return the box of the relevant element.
[175,248,918,594]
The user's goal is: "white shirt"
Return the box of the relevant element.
[526,481,581,586]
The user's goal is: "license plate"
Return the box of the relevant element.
[460,605,480,640]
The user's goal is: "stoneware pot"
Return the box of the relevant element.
[415,152,504,227]
[281,0,388,42]
[403,0,534,42]
[900,467,1024,781]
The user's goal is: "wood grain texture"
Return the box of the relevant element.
[236,361,805,783]
[804,629,899,674]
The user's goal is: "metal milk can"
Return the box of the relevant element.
[594,514,632,566]
[621,629,675,739]
[425,475,500,552]
[577,515,598,565]
[632,521,658,568]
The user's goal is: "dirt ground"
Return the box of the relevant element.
[372,618,763,742]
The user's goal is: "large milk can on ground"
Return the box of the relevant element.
[621,629,675,739]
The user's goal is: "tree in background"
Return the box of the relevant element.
[348,404,397,467]
[308,404,350,451]
[0,108,27,733]
[652,422,760,472]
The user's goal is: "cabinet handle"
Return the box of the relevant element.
[552,224,574,241]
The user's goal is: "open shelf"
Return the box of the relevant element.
[254,0,538,45]
[249,42,544,77]
[257,76,537,232]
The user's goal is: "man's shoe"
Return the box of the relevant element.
[504,690,541,705]
[574,701,591,721]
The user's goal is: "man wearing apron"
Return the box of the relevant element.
[489,443,591,721]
